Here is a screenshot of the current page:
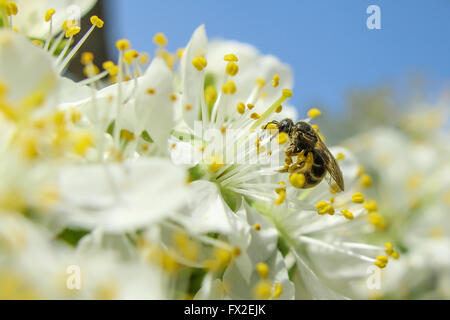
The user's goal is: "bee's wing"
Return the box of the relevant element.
[314,137,345,192]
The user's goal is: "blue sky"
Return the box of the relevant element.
[105,0,450,114]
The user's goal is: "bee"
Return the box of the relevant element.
[264,119,344,191]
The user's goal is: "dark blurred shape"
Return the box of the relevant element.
[66,0,108,80]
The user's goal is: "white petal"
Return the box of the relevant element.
[55,158,189,232]
[179,25,207,127]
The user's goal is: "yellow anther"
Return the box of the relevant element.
[273,283,283,298]
[222,80,237,94]
[233,247,241,257]
[368,212,387,230]
[275,105,283,113]
[173,231,199,262]
[45,8,55,22]
[254,224,261,231]
[384,242,393,255]
[220,126,227,134]
[329,196,335,203]
[6,1,18,16]
[357,165,365,177]
[307,108,321,118]
[62,20,76,31]
[236,102,246,114]
[192,56,207,71]
[208,155,224,173]
[102,60,115,70]
[360,174,372,188]
[253,280,272,300]
[83,64,99,77]
[115,39,131,51]
[176,48,184,59]
[363,199,378,212]
[146,88,156,95]
[351,192,364,204]
[374,260,386,269]
[170,93,177,101]
[278,132,288,145]
[341,209,354,220]
[72,132,94,156]
[153,32,168,46]
[256,262,269,279]
[65,26,81,38]
[120,129,135,141]
[124,49,139,64]
[139,52,150,65]
[205,85,217,104]
[69,108,82,124]
[32,39,42,47]
[255,78,266,89]
[265,123,278,130]
[390,251,399,259]
[81,52,94,65]
[282,89,293,98]
[23,91,45,108]
[90,15,104,28]
[272,74,280,87]
[377,255,388,263]
[185,104,192,111]
[250,112,260,120]
[226,61,239,76]
[274,189,286,205]
[224,53,238,62]
[336,152,345,161]
[289,172,305,189]
[244,104,253,111]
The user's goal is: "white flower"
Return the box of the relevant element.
[9,0,97,39]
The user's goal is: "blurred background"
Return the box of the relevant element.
[74,0,449,121]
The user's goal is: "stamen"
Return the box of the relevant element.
[256,262,269,279]
[360,174,372,188]
[192,56,207,71]
[224,53,238,62]
[226,61,239,76]
[250,89,293,129]
[307,108,321,118]
[351,192,364,203]
[272,74,280,87]
[153,32,168,47]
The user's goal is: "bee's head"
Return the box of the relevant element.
[278,119,294,134]
[295,121,317,144]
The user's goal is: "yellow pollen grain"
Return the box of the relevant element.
[170,93,177,101]
[247,103,255,110]
[307,108,321,118]
[289,172,305,189]
[146,88,156,95]
[360,174,373,188]
[90,15,104,28]
[32,39,42,47]
[139,52,150,65]
[253,280,272,300]
[185,104,192,111]
[236,102,246,114]
[205,85,217,104]
[336,152,345,161]
[222,80,236,94]
[226,61,239,76]
[282,89,293,98]
[250,112,260,120]
[124,49,139,64]
[65,26,81,38]
[254,224,261,231]
[115,39,131,51]
[272,74,280,87]
[224,53,238,62]
[255,78,266,89]
[220,126,227,134]
[81,52,94,65]
[275,105,283,113]
[351,192,364,204]
[274,189,286,205]
[153,32,168,46]
[363,199,378,212]
[341,209,354,220]
[45,8,55,22]
[278,132,288,145]
[273,283,283,299]
[176,48,184,59]
[256,262,269,279]
[6,1,18,16]
[192,56,207,71]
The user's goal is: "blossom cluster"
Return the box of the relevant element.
[0,0,398,299]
